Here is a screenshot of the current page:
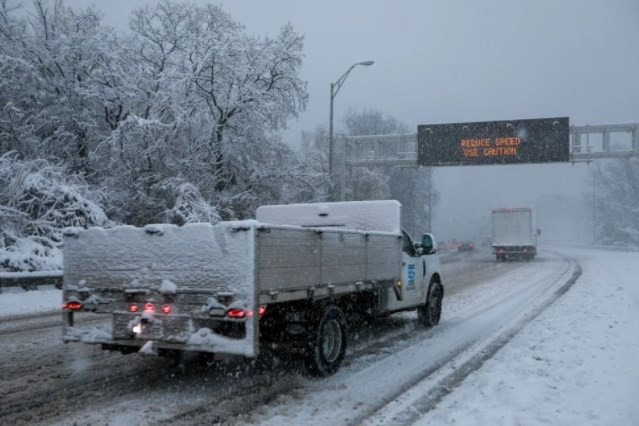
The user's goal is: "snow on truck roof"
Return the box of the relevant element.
[62,200,403,240]
[256,200,402,234]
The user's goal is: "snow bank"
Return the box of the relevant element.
[257,249,638,426]
[159,279,177,295]
[415,248,639,426]
[256,200,401,234]
[0,287,61,317]
[187,327,249,353]
[64,326,112,343]
[0,270,62,279]
[139,341,158,356]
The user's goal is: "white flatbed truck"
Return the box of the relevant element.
[62,200,444,375]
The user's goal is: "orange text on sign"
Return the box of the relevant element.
[460,137,521,158]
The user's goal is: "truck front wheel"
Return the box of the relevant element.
[305,305,347,377]
[418,283,443,328]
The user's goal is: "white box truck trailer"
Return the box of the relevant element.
[62,201,444,375]
[491,207,538,261]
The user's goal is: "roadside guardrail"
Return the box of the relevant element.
[544,241,639,253]
[0,271,63,292]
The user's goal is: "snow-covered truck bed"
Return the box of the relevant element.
[62,220,401,358]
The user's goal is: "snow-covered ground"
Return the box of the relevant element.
[255,251,573,425]
[0,285,61,317]
[250,247,638,425]
[1,247,637,426]
[374,247,639,426]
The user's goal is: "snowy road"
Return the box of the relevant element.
[0,248,569,425]
[252,251,578,425]
[0,240,633,426]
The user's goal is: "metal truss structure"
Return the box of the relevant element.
[331,123,639,200]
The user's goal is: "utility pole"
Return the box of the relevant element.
[593,165,597,243]
[329,61,374,201]
[428,168,433,232]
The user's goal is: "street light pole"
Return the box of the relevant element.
[329,60,374,200]
[329,82,335,176]
[428,169,433,232]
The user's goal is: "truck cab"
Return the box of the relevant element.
[386,231,442,317]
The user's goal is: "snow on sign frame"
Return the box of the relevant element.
[417,117,569,166]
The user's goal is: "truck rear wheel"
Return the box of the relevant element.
[305,305,347,377]
[418,283,443,328]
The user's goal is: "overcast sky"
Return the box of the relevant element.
[67,0,639,240]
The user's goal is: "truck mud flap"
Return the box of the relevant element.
[392,280,403,301]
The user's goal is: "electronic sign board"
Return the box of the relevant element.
[417,117,569,166]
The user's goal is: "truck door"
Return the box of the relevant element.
[420,233,440,297]
[387,230,424,311]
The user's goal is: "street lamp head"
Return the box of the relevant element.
[359,61,375,66]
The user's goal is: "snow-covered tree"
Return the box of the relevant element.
[0,152,110,271]
[98,0,311,222]
[0,0,321,270]
[343,108,410,136]
[161,178,221,225]
[0,1,127,173]
[341,108,438,235]
[591,158,639,247]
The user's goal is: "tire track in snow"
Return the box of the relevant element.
[0,313,103,337]
[111,251,525,424]
[126,251,536,425]
[0,310,60,325]
[246,253,576,425]
[0,251,525,425]
[362,253,582,425]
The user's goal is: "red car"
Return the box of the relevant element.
[457,241,475,252]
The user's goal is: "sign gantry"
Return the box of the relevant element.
[333,119,639,201]
[342,120,639,168]
[417,117,569,166]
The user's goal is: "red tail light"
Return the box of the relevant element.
[227,306,266,318]
[63,301,83,310]
[161,304,171,314]
[144,303,155,312]
[129,303,139,313]
[227,308,245,318]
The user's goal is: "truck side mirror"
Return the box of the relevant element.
[421,234,437,255]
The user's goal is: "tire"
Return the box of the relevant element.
[304,305,347,377]
[418,283,443,328]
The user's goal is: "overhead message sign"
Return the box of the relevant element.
[417,117,569,166]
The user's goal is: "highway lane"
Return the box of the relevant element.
[0,248,539,425]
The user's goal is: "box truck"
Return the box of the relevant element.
[491,207,538,261]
